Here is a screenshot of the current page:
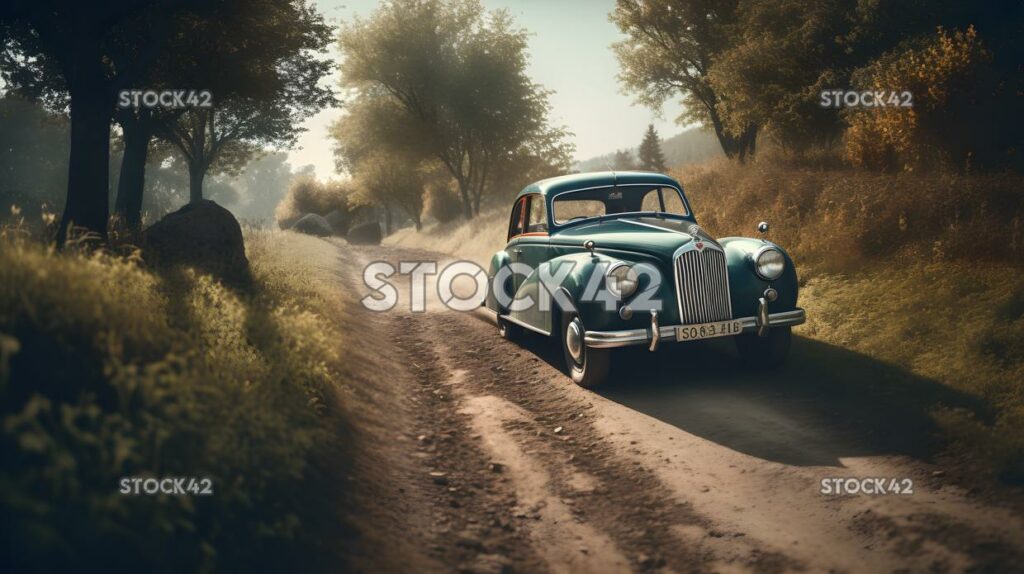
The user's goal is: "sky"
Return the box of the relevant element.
[294,0,686,178]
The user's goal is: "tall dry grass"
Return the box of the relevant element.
[674,157,1023,273]
[678,157,1024,480]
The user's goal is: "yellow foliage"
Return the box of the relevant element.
[845,27,987,170]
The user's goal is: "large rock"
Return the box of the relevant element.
[346,221,382,245]
[291,213,333,237]
[143,200,250,286]
[323,210,350,236]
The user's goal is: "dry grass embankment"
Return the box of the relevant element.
[388,160,1024,481]
[0,226,353,571]
[677,159,1024,480]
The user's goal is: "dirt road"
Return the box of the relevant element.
[333,241,1024,573]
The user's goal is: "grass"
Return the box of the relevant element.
[0,225,352,571]
[389,159,1024,482]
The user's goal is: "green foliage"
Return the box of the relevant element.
[338,0,574,217]
[709,0,851,150]
[636,125,667,172]
[0,228,349,571]
[156,0,337,201]
[611,0,758,160]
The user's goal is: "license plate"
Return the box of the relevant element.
[675,320,743,342]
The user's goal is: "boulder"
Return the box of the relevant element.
[291,213,333,237]
[346,221,382,245]
[143,200,250,287]
[323,210,350,236]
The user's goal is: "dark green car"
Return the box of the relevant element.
[484,171,805,388]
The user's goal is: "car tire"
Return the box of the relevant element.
[735,326,791,368]
[497,317,523,341]
[561,313,610,388]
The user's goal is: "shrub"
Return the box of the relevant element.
[275,177,355,227]
[0,229,348,571]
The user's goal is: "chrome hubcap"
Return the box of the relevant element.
[566,318,584,363]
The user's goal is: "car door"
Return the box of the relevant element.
[505,196,528,299]
[510,194,552,332]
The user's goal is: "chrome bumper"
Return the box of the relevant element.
[584,308,806,350]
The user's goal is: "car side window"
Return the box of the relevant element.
[526,195,548,233]
[641,187,688,216]
[508,197,527,240]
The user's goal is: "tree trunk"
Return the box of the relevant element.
[383,206,393,235]
[736,124,759,164]
[114,114,152,228]
[455,177,473,220]
[57,43,111,245]
[189,162,205,203]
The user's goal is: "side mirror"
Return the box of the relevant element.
[757,221,769,234]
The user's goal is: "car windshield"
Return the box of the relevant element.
[552,185,689,225]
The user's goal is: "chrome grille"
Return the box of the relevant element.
[674,247,733,324]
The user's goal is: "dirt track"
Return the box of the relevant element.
[332,241,1024,574]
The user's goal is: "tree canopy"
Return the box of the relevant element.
[337,0,573,219]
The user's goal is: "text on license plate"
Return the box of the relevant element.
[675,320,743,341]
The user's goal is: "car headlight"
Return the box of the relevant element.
[607,263,639,299]
[754,247,785,281]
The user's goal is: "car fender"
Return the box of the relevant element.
[484,250,512,312]
[719,237,799,318]
[508,251,619,334]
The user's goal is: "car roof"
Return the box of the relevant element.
[515,171,682,201]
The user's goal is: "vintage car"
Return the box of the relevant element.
[484,171,805,387]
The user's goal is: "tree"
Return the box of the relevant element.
[154,0,335,205]
[636,124,667,171]
[331,95,430,231]
[611,0,758,162]
[351,153,427,233]
[1,0,334,238]
[337,0,573,219]
[0,0,192,243]
[707,0,852,152]
[610,149,636,170]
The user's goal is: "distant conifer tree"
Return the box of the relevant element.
[637,124,667,172]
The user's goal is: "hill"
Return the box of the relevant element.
[574,126,723,172]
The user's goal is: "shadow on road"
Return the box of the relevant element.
[500,322,987,468]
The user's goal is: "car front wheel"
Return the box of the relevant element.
[734,326,791,368]
[561,313,610,388]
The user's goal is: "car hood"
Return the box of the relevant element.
[550,217,716,259]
